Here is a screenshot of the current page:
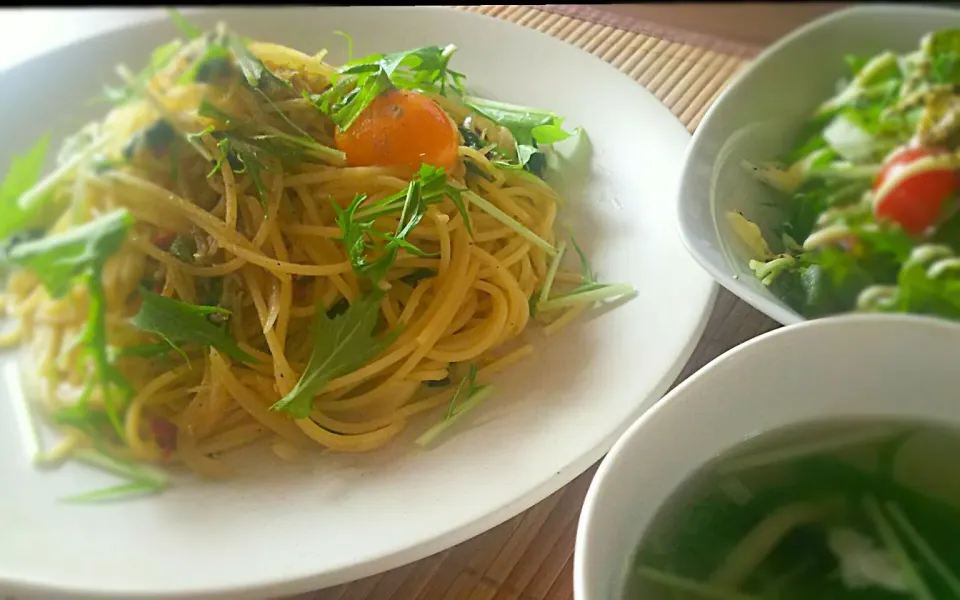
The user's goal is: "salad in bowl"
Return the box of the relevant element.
[733,28,960,320]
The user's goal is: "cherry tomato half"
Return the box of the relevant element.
[334,90,459,172]
[873,145,960,236]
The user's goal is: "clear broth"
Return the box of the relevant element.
[625,418,960,599]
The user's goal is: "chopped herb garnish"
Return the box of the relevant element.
[168,233,197,263]
[357,164,473,235]
[312,45,464,131]
[2,210,135,436]
[336,166,461,284]
[463,189,555,255]
[64,448,168,503]
[130,288,256,364]
[0,133,53,241]
[103,39,182,105]
[464,96,577,174]
[271,293,392,418]
[535,233,635,312]
[415,364,494,448]
[166,8,201,40]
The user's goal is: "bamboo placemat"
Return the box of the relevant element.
[293,6,779,600]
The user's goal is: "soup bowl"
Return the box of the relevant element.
[573,314,960,599]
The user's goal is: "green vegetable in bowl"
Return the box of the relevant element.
[629,422,960,600]
[734,29,960,320]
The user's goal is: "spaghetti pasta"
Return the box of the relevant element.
[0,14,634,498]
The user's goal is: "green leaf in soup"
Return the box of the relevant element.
[130,288,256,364]
[0,133,54,241]
[271,293,391,418]
[2,209,132,297]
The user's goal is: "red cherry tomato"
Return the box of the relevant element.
[873,145,960,236]
[334,90,459,172]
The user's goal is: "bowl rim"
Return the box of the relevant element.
[674,3,960,327]
[572,311,960,600]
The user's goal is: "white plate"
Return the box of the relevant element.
[0,7,715,599]
[675,5,960,325]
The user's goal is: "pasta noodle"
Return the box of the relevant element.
[0,16,634,495]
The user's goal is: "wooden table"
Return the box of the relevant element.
[294,5,822,599]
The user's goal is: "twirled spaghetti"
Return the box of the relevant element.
[0,14,633,497]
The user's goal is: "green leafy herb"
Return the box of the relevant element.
[130,288,256,364]
[0,133,53,241]
[3,210,135,436]
[206,132,277,205]
[166,8,201,40]
[179,41,231,85]
[200,101,344,193]
[535,233,636,312]
[570,234,596,286]
[444,364,479,419]
[64,480,165,503]
[463,96,577,174]
[3,209,131,297]
[463,189,555,255]
[358,179,435,284]
[168,233,197,263]
[228,34,288,91]
[103,39,182,104]
[336,166,463,284]
[334,193,372,271]
[415,364,494,448]
[358,164,473,235]
[271,293,391,418]
[313,44,463,131]
[64,448,168,503]
[198,99,240,127]
[537,241,566,305]
[224,32,327,142]
[926,29,960,84]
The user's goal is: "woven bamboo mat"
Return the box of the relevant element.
[293,6,778,600]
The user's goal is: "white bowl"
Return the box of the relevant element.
[677,5,960,325]
[573,314,960,600]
